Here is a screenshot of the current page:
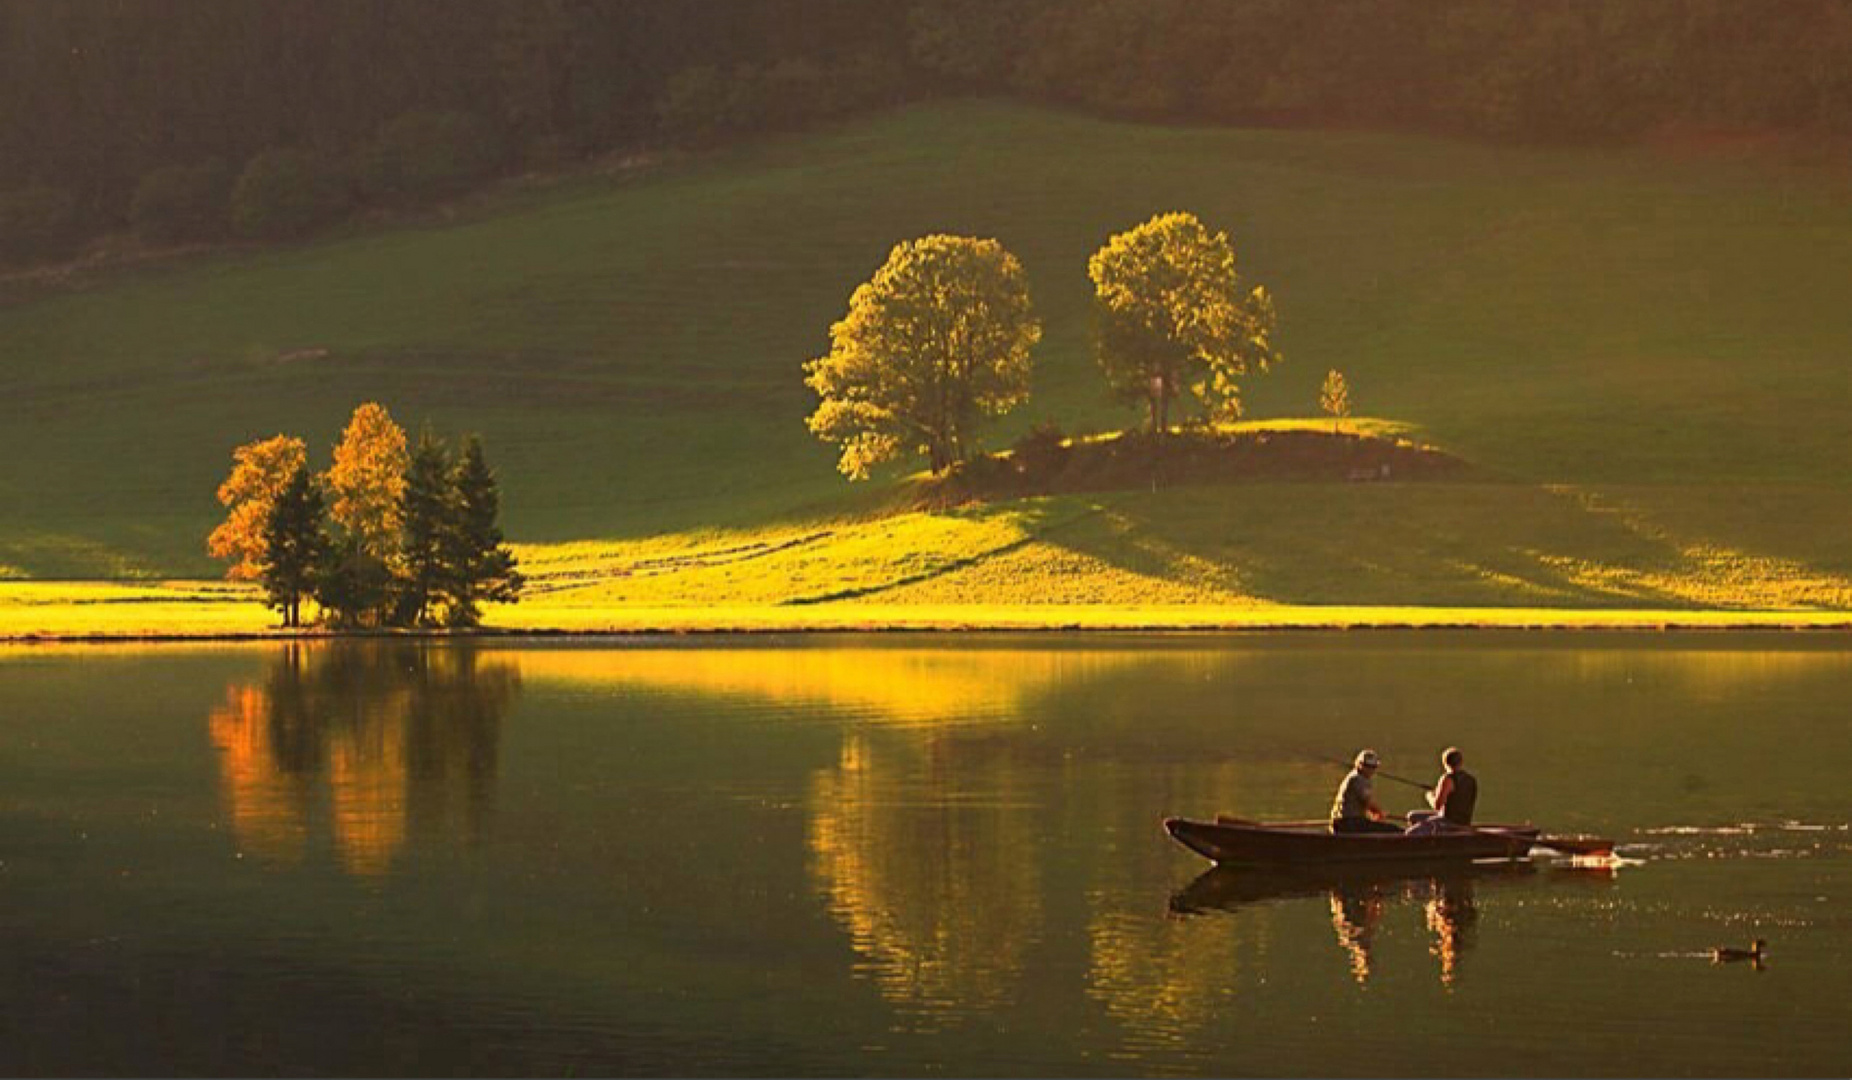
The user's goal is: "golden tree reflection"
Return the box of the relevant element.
[207,643,518,875]
[208,684,314,865]
[1085,907,1261,1052]
[807,732,1042,1027]
[514,645,1204,726]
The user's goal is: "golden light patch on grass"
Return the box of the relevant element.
[1541,545,1852,609]
[0,580,271,637]
[1535,485,1852,609]
[488,603,1852,632]
[513,510,1048,607]
[869,539,1249,605]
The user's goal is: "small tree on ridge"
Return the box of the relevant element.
[1320,369,1351,434]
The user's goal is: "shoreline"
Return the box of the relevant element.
[5,602,1852,643]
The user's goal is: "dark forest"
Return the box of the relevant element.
[5,0,1850,263]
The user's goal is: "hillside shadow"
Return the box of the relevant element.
[989,478,1852,610]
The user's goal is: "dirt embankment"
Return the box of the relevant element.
[909,428,1472,508]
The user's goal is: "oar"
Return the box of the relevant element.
[1475,827,1616,858]
[1318,755,1617,856]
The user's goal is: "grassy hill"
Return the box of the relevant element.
[3,101,1851,618]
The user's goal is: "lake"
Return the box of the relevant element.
[0,634,1846,1076]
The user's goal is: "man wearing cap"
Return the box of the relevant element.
[1330,749,1403,834]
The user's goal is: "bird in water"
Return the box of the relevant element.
[1712,939,1767,964]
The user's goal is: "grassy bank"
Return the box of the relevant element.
[3,101,1850,621]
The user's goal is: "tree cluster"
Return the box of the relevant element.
[210,403,524,629]
[806,212,1279,480]
[9,1,1852,265]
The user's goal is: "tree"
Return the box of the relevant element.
[1320,369,1352,433]
[325,402,409,562]
[0,185,80,264]
[130,160,231,244]
[230,148,352,240]
[440,435,524,627]
[1087,211,1281,433]
[314,534,396,630]
[356,110,501,205]
[397,428,454,627]
[259,464,328,629]
[805,234,1041,479]
[433,435,522,629]
[208,434,308,581]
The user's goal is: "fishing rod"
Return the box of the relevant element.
[1315,751,1615,856]
[1314,752,1431,792]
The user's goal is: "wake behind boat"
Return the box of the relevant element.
[1164,815,1540,866]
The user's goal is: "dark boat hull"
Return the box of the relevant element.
[1164,816,1536,866]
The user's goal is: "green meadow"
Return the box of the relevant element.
[4,101,1851,629]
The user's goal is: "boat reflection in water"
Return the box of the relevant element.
[1172,859,1610,988]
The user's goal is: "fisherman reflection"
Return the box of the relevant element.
[1328,881,1388,984]
[1423,873,1479,988]
[208,642,519,873]
[1322,871,1480,987]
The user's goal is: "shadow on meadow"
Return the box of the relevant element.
[990,477,1852,610]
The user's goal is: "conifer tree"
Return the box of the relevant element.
[260,464,328,629]
[440,435,524,627]
[314,535,395,630]
[398,428,455,627]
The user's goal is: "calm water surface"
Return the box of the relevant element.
[0,634,1847,1076]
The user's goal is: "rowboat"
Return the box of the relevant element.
[1164,816,1539,866]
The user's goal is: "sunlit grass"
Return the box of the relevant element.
[3,102,1852,577]
[0,581,270,636]
[2,104,1851,629]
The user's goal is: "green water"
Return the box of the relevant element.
[0,635,1845,1076]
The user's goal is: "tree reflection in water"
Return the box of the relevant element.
[806,732,1043,1030]
[207,643,519,875]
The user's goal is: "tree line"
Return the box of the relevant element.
[210,403,523,629]
[8,0,1852,265]
[806,211,1311,481]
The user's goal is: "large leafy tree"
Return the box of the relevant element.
[805,234,1041,479]
[1088,211,1280,432]
[325,402,410,561]
[259,464,328,629]
[440,435,524,627]
[207,434,308,581]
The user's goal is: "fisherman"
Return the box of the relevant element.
[1405,746,1478,835]
[1330,749,1403,834]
